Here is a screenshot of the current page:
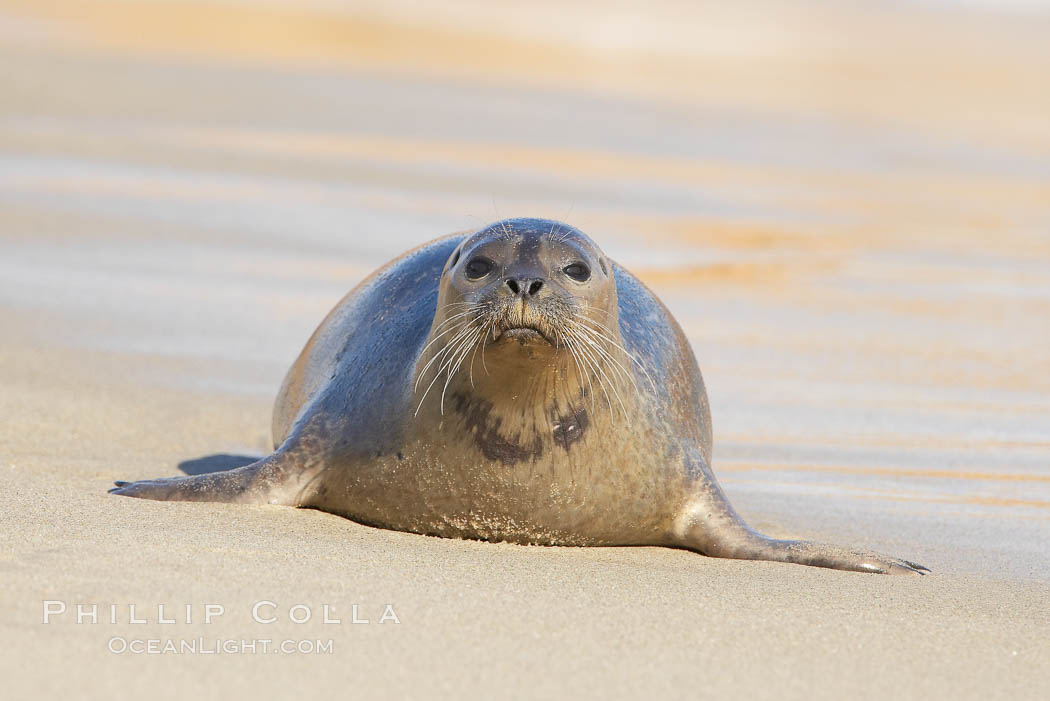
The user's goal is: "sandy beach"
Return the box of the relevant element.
[1,1,1049,698]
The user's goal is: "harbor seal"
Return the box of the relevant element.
[111,218,928,574]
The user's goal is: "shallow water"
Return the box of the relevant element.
[1,0,1048,580]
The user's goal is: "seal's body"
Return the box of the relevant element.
[113,219,927,574]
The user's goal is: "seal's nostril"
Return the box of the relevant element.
[506,278,543,296]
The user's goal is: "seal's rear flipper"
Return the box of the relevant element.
[676,507,931,575]
[672,448,930,575]
[109,449,315,506]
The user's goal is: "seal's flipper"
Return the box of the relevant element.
[109,450,317,506]
[109,467,265,503]
[672,449,930,575]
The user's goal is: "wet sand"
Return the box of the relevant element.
[1,1,1049,698]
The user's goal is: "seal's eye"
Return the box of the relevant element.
[563,262,591,282]
[464,257,494,280]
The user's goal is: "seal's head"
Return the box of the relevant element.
[438,218,616,348]
[416,218,629,415]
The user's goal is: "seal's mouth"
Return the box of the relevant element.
[492,324,554,346]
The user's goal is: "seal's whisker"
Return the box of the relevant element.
[417,317,473,365]
[573,316,657,391]
[422,310,478,347]
[575,311,617,334]
[429,309,478,334]
[570,326,631,423]
[440,327,483,414]
[570,330,632,387]
[580,302,616,319]
[432,307,476,325]
[415,324,481,416]
[573,314,629,365]
[571,332,616,419]
[467,327,485,388]
[480,319,495,375]
[416,321,476,391]
[565,328,625,422]
[571,329,634,388]
[567,321,636,389]
[433,301,474,318]
[561,332,593,413]
[558,329,595,415]
[414,321,474,392]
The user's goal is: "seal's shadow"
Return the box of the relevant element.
[178,454,260,475]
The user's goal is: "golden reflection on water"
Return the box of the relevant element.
[719,462,1050,485]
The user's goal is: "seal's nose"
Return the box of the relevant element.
[505,278,544,298]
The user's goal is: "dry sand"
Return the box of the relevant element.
[1,1,1049,698]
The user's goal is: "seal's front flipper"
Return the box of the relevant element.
[672,449,930,575]
[109,468,262,503]
[109,450,315,506]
